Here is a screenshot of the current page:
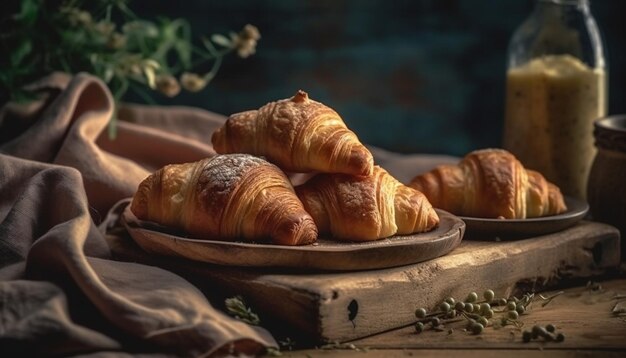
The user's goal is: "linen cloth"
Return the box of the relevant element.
[0,73,275,357]
[0,72,457,356]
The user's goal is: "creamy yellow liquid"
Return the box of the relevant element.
[503,55,606,199]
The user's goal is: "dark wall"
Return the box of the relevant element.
[129,0,625,156]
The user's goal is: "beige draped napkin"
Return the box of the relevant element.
[0,72,457,356]
[0,73,276,357]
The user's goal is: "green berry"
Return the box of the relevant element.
[480,303,491,315]
[464,303,473,312]
[473,303,481,313]
[445,297,456,305]
[498,298,507,306]
[522,330,532,343]
[466,292,478,303]
[431,317,441,327]
[415,321,425,333]
[546,324,556,333]
[500,317,509,326]
[484,289,495,302]
[415,308,427,319]
[477,316,489,327]
[508,310,519,320]
[507,301,517,311]
[516,305,526,315]
[484,309,494,319]
[440,302,451,313]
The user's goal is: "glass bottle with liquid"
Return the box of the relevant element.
[502,0,607,200]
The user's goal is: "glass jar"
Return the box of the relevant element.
[502,0,607,200]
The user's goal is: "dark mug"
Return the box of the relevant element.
[587,115,626,260]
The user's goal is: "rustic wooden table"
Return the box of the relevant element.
[109,220,625,356]
[280,275,626,357]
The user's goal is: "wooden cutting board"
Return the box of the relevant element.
[107,221,620,345]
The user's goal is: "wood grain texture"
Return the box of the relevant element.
[108,221,620,344]
[350,279,626,351]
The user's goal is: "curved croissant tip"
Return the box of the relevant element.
[292,90,309,103]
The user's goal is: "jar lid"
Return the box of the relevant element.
[594,115,626,152]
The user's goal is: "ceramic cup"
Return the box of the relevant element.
[587,115,626,260]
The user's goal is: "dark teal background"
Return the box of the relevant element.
[130,0,624,156]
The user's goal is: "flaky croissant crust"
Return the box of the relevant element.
[131,154,318,245]
[212,90,374,176]
[296,165,439,241]
[409,148,567,219]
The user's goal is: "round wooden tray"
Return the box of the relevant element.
[122,205,465,271]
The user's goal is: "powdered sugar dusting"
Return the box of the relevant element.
[196,154,267,210]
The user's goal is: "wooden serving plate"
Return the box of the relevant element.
[121,205,465,271]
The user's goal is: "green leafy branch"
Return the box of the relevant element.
[0,0,260,138]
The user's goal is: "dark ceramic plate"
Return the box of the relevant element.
[122,205,465,271]
[459,196,589,240]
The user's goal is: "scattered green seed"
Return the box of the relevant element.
[507,301,517,311]
[516,305,526,315]
[415,321,425,333]
[480,303,491,315]
[445,297,456,305]
[431,317,441,327]
[473,303,481,313]
[471,322,484,334]
[555,333,565,342]
[544,332,554,341]
[466,292,478,303]
[477,316,489,327]
[498,298,507,306]
[464,303,474,312]
[484,289,495,302]
[508,310,519,320]
[484,309,494,319]
[546,324,556,333]
[455,301,465,312]
[415,308,427,319]
[532,325,548,338]
[440,302,451,313]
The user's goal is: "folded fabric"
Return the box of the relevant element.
[0,73,276,357]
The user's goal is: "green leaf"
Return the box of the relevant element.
[15,0,40,26]
[174,41,191,69]
[211,34,231,47]
[11,40,32,67]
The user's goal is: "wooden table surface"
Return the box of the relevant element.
[278,275,626,357]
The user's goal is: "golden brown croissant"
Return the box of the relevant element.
[212,90,374,176]
[408,149,567,219]
[295,166,439,241]
[131,154,318,245]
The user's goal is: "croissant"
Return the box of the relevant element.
[295,166,439,241]
[408,149,567,219]
[130,154,318,245]
[212,90,374,176]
